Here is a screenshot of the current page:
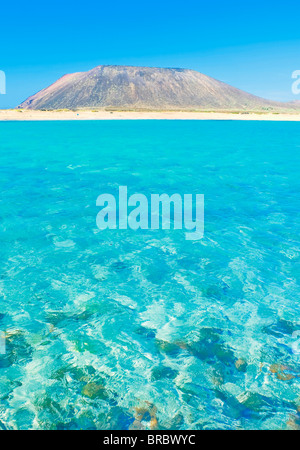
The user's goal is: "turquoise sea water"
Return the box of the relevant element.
[0,120,300,430]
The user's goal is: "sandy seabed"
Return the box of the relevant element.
[1,109,300,121]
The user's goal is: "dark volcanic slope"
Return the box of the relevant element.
[18,65,296,111]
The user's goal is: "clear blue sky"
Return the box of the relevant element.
[1,0,300,108]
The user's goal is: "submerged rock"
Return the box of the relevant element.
[287,415,300,430]
[151,365,177,381]
[82,382,108,400]
[134,402,158,430]
[269,364,298,381]
[0,330,33,368]
[235,358,248,373]
[155,339,182,356]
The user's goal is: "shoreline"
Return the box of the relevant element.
[1,109,300,121]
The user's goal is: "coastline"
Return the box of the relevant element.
[1,109,300,121]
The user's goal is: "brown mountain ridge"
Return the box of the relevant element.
[18,65,299,112]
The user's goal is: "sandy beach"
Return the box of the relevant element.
[1,109,300,121]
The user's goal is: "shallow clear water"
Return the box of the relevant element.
[0,120,300,430]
